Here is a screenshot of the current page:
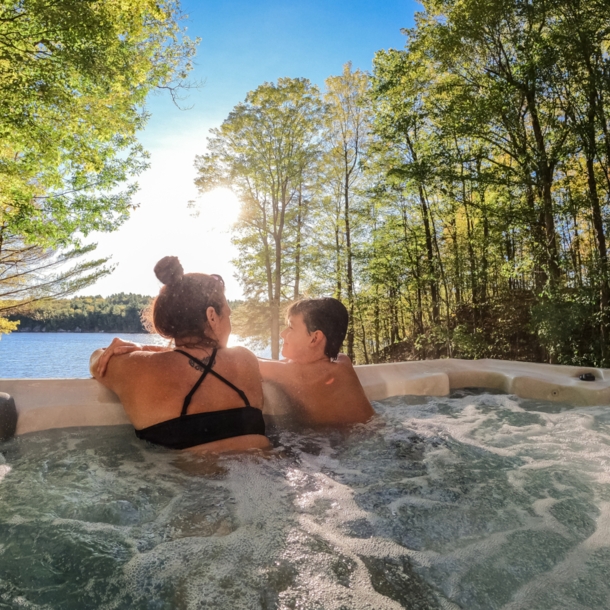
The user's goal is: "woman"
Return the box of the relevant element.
[90,256,269,454]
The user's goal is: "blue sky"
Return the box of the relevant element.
[81,0,419,299]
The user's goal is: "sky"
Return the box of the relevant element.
[79,0,419,300]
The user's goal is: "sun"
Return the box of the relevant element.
[191,187,241,231]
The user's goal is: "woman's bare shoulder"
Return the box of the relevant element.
[91,349,166,397]
[220,346,261,375]
[224,345,258,362]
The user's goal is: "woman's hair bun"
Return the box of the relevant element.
[154,256,184,286]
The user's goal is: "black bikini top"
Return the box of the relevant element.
[134,348,265,450]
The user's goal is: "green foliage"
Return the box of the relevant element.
[194,2,610,367]
[229,300,273,352]
[0,0,196,248]
[0,0,196,335]
[0,317,18,335]
[531,290,605,366]
[8,294,153,333]
[357,0,610,366]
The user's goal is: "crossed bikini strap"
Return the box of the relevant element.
[174,348,251,416]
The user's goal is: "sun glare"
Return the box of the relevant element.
[77,144,246,299]
[193,188,241,231]
[171,187,243,298]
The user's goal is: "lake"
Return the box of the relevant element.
[0,333,270,378]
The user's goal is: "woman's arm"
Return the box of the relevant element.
[90,348,107,379]
[92,337,169,377]
[258,358,289,384]
[90,339,159,399]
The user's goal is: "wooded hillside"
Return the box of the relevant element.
[7,295,246,334]
[7,294,152,333]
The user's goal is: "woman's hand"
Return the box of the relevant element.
[93,338,170,377]
[95,338,143,377]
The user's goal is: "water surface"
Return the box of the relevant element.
[1,392,609,609]
[0,333,269,378]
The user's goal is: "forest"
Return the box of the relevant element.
[6,295,245,334]
[195,0,610,366]
[7,294,153,333]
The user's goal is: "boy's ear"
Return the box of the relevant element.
[309,330,326,347]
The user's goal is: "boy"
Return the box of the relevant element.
[259,298,374,426]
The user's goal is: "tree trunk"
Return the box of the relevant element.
[357,304,370,364]
[294,183,303,300]
[334,222,342,299]
[418,184,439,325]
[586,154,609,302]
[374,285,380,357]
[450,209,461,304]
[582,82,609,361]
[344,174,355,360]
[463,195,478,327]
[271,229,282,359]
[271,182,288,359]
[481,213,489,304]
[527,92,560,284]
[524,184,547,292]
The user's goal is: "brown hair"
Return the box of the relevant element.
[286,298,348,360]
[144,256,226,346]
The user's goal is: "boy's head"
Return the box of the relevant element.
[284,298,348,360]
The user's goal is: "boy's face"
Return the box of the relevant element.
[280,313,313,360]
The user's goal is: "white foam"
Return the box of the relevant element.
[2,394,610,608]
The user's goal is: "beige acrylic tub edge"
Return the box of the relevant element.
[1,358,608,435]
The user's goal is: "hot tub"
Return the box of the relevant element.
[1,358,609,436]
[0,359,609,609]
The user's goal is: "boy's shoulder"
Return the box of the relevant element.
[335,354,353,366]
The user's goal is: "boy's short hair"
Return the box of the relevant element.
[286,298,348,360]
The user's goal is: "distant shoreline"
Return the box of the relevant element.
[9,330,151,335]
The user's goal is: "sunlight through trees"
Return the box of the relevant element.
[195,0,610,366]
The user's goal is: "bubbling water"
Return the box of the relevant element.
[0,392,609,609]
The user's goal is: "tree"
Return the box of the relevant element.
[370,49,444,334]
[0,0,196,331]
[7,292,154,332]
[194,78,323,358]
[1,0,196,247]
[0,229,113,324]
[323,63,372,360]
[188,0,610,367]
[362,0,610,365]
